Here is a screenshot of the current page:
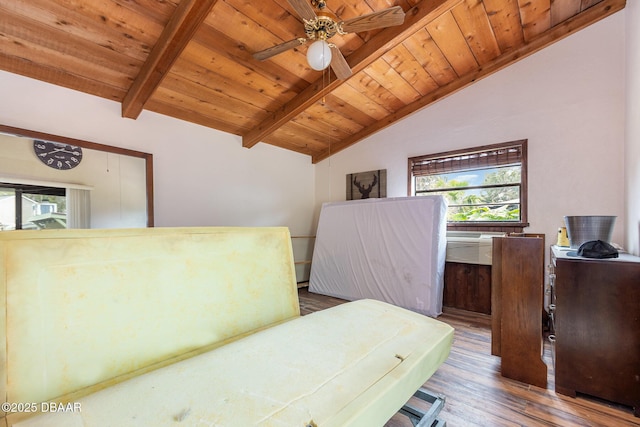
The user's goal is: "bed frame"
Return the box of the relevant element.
[399,389,447,427]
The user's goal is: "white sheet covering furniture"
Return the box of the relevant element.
[309,196,448,317]
[14,299,454,427]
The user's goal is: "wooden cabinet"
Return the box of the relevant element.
[443,262,492,314]
[491,234,547,389]
[551,246,640,417]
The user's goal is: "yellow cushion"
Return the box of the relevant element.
[14,299,453,427]
[0,227,299,408]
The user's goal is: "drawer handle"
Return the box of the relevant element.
[548,334,556,343]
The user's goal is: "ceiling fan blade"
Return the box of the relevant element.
[287,0,317,21]
[330,46,352,80]
[340,6,405,33]
[253,38,306,61]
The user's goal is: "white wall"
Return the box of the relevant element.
[316,11,627,250]
[626,2,640,256]
[0,71,315,232]
[0,70,316,280]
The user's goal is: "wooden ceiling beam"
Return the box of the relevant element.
[241,0,463,150]
[121,0,219,119]
[311,0,625,163]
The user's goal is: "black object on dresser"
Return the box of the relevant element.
[550,246,640,417]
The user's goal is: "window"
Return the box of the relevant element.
[0,184,66,230]
[408,140,528,231]
[34,202,58,215]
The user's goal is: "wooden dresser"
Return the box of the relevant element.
[550,246,640,417]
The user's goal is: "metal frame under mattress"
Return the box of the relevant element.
[399,388,447,427]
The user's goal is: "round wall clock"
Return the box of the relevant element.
[33,140,83,170]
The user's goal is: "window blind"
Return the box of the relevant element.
[410,143,523,176]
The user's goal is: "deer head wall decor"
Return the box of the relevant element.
[353,175,377,199]
[346,170,386,200]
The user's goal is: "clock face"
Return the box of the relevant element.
[33,140,83,170]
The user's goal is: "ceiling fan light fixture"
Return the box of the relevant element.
[307,39,332,71]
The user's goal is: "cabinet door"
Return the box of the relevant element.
[555,258,640,413]
[443,262,491,314]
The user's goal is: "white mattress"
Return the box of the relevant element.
[309,196,447,317]
[14,299,454,427]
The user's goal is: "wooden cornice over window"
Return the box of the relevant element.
[410,143,524,176]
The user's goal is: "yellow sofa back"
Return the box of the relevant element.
[0,227,299,409]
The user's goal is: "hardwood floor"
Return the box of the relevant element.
[297,287,640,427]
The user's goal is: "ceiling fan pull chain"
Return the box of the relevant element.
[321,66,326,105]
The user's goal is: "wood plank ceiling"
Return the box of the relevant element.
[0,0,625,163]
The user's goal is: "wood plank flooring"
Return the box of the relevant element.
[297,287,640,427]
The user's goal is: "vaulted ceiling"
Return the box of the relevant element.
[0,0,625,163]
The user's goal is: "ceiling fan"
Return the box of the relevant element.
[253,0,406,80]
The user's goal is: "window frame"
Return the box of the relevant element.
[408,139,528,232]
